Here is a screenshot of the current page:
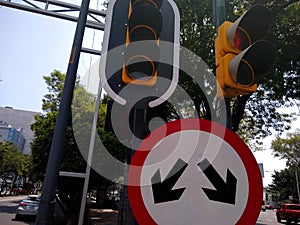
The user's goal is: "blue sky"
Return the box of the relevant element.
[0,0,103,112]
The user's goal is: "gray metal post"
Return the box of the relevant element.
[213,0,225,31]
[212,0,232,129]
[35,0,90,224]
[126,109,146,225]
[78,87,102,225]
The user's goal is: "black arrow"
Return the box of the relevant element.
[198,158,237,205]
[151,158,188,204]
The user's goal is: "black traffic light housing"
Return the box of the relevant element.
[122,0,162,86]
[100,0,179,108]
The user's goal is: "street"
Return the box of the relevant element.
[0,195,34,225]
[0,195,293,225]
[257,210,282,225]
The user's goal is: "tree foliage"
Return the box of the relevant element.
[30,70,128,221]
[269,167,300,203]
[0,140,31,196]
[0,140,30,177]
[271,129,300,167]
[174,0,299,144]
[268,130,300,203]
[30,70,87,181]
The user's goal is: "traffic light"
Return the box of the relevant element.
[122,0,163,86]
[215,5,276,98]
[100,0,180,108]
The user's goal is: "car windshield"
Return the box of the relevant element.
[287,205,300,210]
[25,196,40,202]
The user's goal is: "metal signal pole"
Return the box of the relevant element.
[212,0,232,129]
[35,0,90,224]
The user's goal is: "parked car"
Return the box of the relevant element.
[15,195,40,220]
[265,204,274,210]
[276,203,300,224]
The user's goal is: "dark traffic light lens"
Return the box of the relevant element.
[124,41,159,80]
[236,60,254,85]
[128,3,162,42]
[234,27,251,50]
[127,58,156,80]
[130,26,158,42]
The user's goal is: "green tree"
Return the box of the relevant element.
[0,140,31,195]
[269,130,300,203]
[0,140,30,177]
[174,0,299,143]
[271,129,300,167]
[30,70,87,182]
[30,70,129,222]
[269,167,300,203]
[30,70,94,223]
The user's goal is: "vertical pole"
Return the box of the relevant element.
[35,0,90,224]
[124,108,146,225]
[213,0,231,129]
[213,0,225,31]
[78,87,102,225]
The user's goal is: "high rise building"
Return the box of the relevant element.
[0,106,39,154]
[0,120,26,151]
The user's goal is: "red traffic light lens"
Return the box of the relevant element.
[234,27,251,51]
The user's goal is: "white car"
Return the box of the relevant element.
[15,195,40,220]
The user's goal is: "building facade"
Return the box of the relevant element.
[0,121,26,151]
[0,106,39,154]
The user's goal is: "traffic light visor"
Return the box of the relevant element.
[229,40,276,85]
[131,0,163,9]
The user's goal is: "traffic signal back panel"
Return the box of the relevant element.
[101,0,179,108]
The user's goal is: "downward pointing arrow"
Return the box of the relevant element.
[198,158,237,205]
[151,158,188,204]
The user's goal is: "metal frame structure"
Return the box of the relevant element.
[0,0,105,55]
[1,0,106,224]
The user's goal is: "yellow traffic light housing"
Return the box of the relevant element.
[122,0,163,86]
[215,5,276,98]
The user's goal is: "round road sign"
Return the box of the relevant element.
[128,118,262,225]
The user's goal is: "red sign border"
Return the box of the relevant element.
[128,118,262,225]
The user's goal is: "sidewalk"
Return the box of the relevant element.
[88,202,118,225]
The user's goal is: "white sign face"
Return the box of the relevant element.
[140,130,248,225]
[128,119,262,225]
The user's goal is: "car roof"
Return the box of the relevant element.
[27,195,40,197]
